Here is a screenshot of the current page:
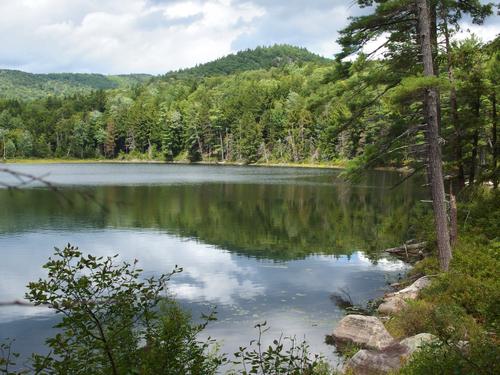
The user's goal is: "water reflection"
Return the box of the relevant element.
[0,165,424,259]
[0,164,421,365]
[0,230,408,364]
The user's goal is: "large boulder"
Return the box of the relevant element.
[343,333,436,374]
[332,315,395,350]
[377,276,431,315]
[343,344,408,375]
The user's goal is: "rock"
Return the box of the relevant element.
[343,344,409,375]
[344,333,435,374]
[400,333,436,354]
[378,276,431,315]
[456,340,469,354]
[332,315,395,350]
[393,276,431,299]
[377,296,407,315]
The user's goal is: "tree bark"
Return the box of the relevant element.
[492,92,498,189]
[469,98,480,185]
[449,182,458,246]
[416,0,452,271]
[430,3,442,130]
[219,131,225,161]
[441,8,465,189]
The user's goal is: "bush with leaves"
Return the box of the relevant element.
[21,244,223,375]
[0,339,21,375]
[400,334,500,375]
[139,301,224,375]
[229,322,333,375]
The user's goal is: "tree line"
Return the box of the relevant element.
[0,41,496,177]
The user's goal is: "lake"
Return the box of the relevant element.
[0,163,425,368]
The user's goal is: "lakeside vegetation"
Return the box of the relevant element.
[396,187,500,374]
[3,158,351,170]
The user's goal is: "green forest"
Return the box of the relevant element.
[0,70,151,100]
[0,41,498,189]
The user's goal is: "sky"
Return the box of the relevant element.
[0,0,498,75]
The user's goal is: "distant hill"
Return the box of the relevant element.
[0,45,329,100]
[0,70,152,100]
[161,44,331,79]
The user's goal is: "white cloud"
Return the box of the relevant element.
[0,0,265,74]
[454,22,500,42]
[0,230,266,322]
[0,0,497,74]
[164,1,203,19]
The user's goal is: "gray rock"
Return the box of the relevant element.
[332,315,395,350]
[393,276,431,299]
[378,276,431,315]
[377,296,407,315]
[343,344,409,375]
[400,333,436,354]
[343,333,436,374]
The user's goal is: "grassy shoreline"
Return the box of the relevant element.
[2,158,412,173]
[2,157,347,169]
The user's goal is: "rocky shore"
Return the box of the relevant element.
[331,276,435,374]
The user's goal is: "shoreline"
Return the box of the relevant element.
[1,158,412,173]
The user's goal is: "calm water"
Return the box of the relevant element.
[0,163,424,368]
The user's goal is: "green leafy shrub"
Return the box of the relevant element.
[140,301,224,374]
[401,334,500,375]
[385,300,435,339]
[419,239,500,331]
[229,321,332,375]
[23,245,223,375]
[0,339,21,375]
[458,188,500,241]
[396,188,500,374]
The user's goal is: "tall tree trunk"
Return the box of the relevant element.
[219,131,225,161]
[430,3,442,130]
[416,0,452,271]
[469,99,480,185]
[449,182,458,246]
[492,92,498,189]
[469,130,479,185]
[441,8,465,189]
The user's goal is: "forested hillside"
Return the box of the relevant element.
[0,45,326,100]
[0,70,151,100]
[0,41,498,190]
[161,44,330,78]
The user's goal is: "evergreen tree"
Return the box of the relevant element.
[161,109,183,161]
[237,112,263,163]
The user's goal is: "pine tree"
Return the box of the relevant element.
[237,112,262,163]
[161,109,183,161]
